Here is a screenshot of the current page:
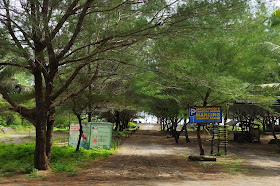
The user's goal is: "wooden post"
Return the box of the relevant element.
[224,125,227,155]
[217,126,220,154]
[211,124,214,155]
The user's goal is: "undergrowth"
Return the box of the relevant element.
[0,143,115,177]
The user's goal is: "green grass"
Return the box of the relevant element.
[216,160,249,173]
[27,168,38,178]
[0,143,115,177]
[198,159,250,174]
[53,127,69,133]
[112,130,131,138]
[53,136,68,145]
[0,124,35,135]
[178,154,190,158]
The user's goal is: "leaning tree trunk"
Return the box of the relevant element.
[76,114,83,152]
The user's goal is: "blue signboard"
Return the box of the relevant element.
[189,106,222,123]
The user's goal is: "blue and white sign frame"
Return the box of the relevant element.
[189,106,222,123]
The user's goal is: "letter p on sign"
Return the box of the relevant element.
[190,108,196,116]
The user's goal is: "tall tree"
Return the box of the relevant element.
[0,0,184,169]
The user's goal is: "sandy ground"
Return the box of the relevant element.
[1,124,280,185]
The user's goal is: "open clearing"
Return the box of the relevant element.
[1,124,280,185]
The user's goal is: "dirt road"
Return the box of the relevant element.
[2,124,280,185]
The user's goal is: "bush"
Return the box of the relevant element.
[128,122,137,129]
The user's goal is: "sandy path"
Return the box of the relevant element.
[2,124,280,185]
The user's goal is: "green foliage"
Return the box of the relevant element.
[0,143,114,176]
[21,164,35,174]
[128,122,137,129]
[26,168,38,178]
[51,163,78,173]
[270,9,280,27]
[112,130,122,138]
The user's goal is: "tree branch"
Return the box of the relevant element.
[50,0,80,40]
[2,1,34,67]
[0,86,18,108]
[57,0,93,60]
[51,64,86,101]
[50,64,99,109]
[59,39,137,65]
[0,62,29,69]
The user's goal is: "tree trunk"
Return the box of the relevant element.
[162,118,167,131]
[87,64,93,122]
[34,64,50,170]
[34,112,49,170]
[197,123,205,155]
[76,114,83,152]
[185,127,190,143]
[46,108,55,160]
[196,97,209,156]
[88,111,92,122]
[115,111,120,131]
[172,119,179,143]
[189,155,216,161]
[182,118,190,143]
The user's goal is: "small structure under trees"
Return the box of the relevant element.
[229,100,280,145]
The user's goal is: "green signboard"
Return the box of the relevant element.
[89,122,113,150]
[68,122,113,150]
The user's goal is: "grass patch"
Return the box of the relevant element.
[53,136,68,145]
[0,125,35,134]
[5,172,14,177]
[212,152,225,156]
[54,136,68,142]
[53,127,69,133]
[77,163,91,169]
[67,172,78,177]
[27,168,38,178]
[216,160,249,173]
[0,143,115,177]
[112,130,132,138]
[198,158,250,174]
[178,154,189,158]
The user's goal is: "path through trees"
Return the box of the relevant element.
[2,124,280,185]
